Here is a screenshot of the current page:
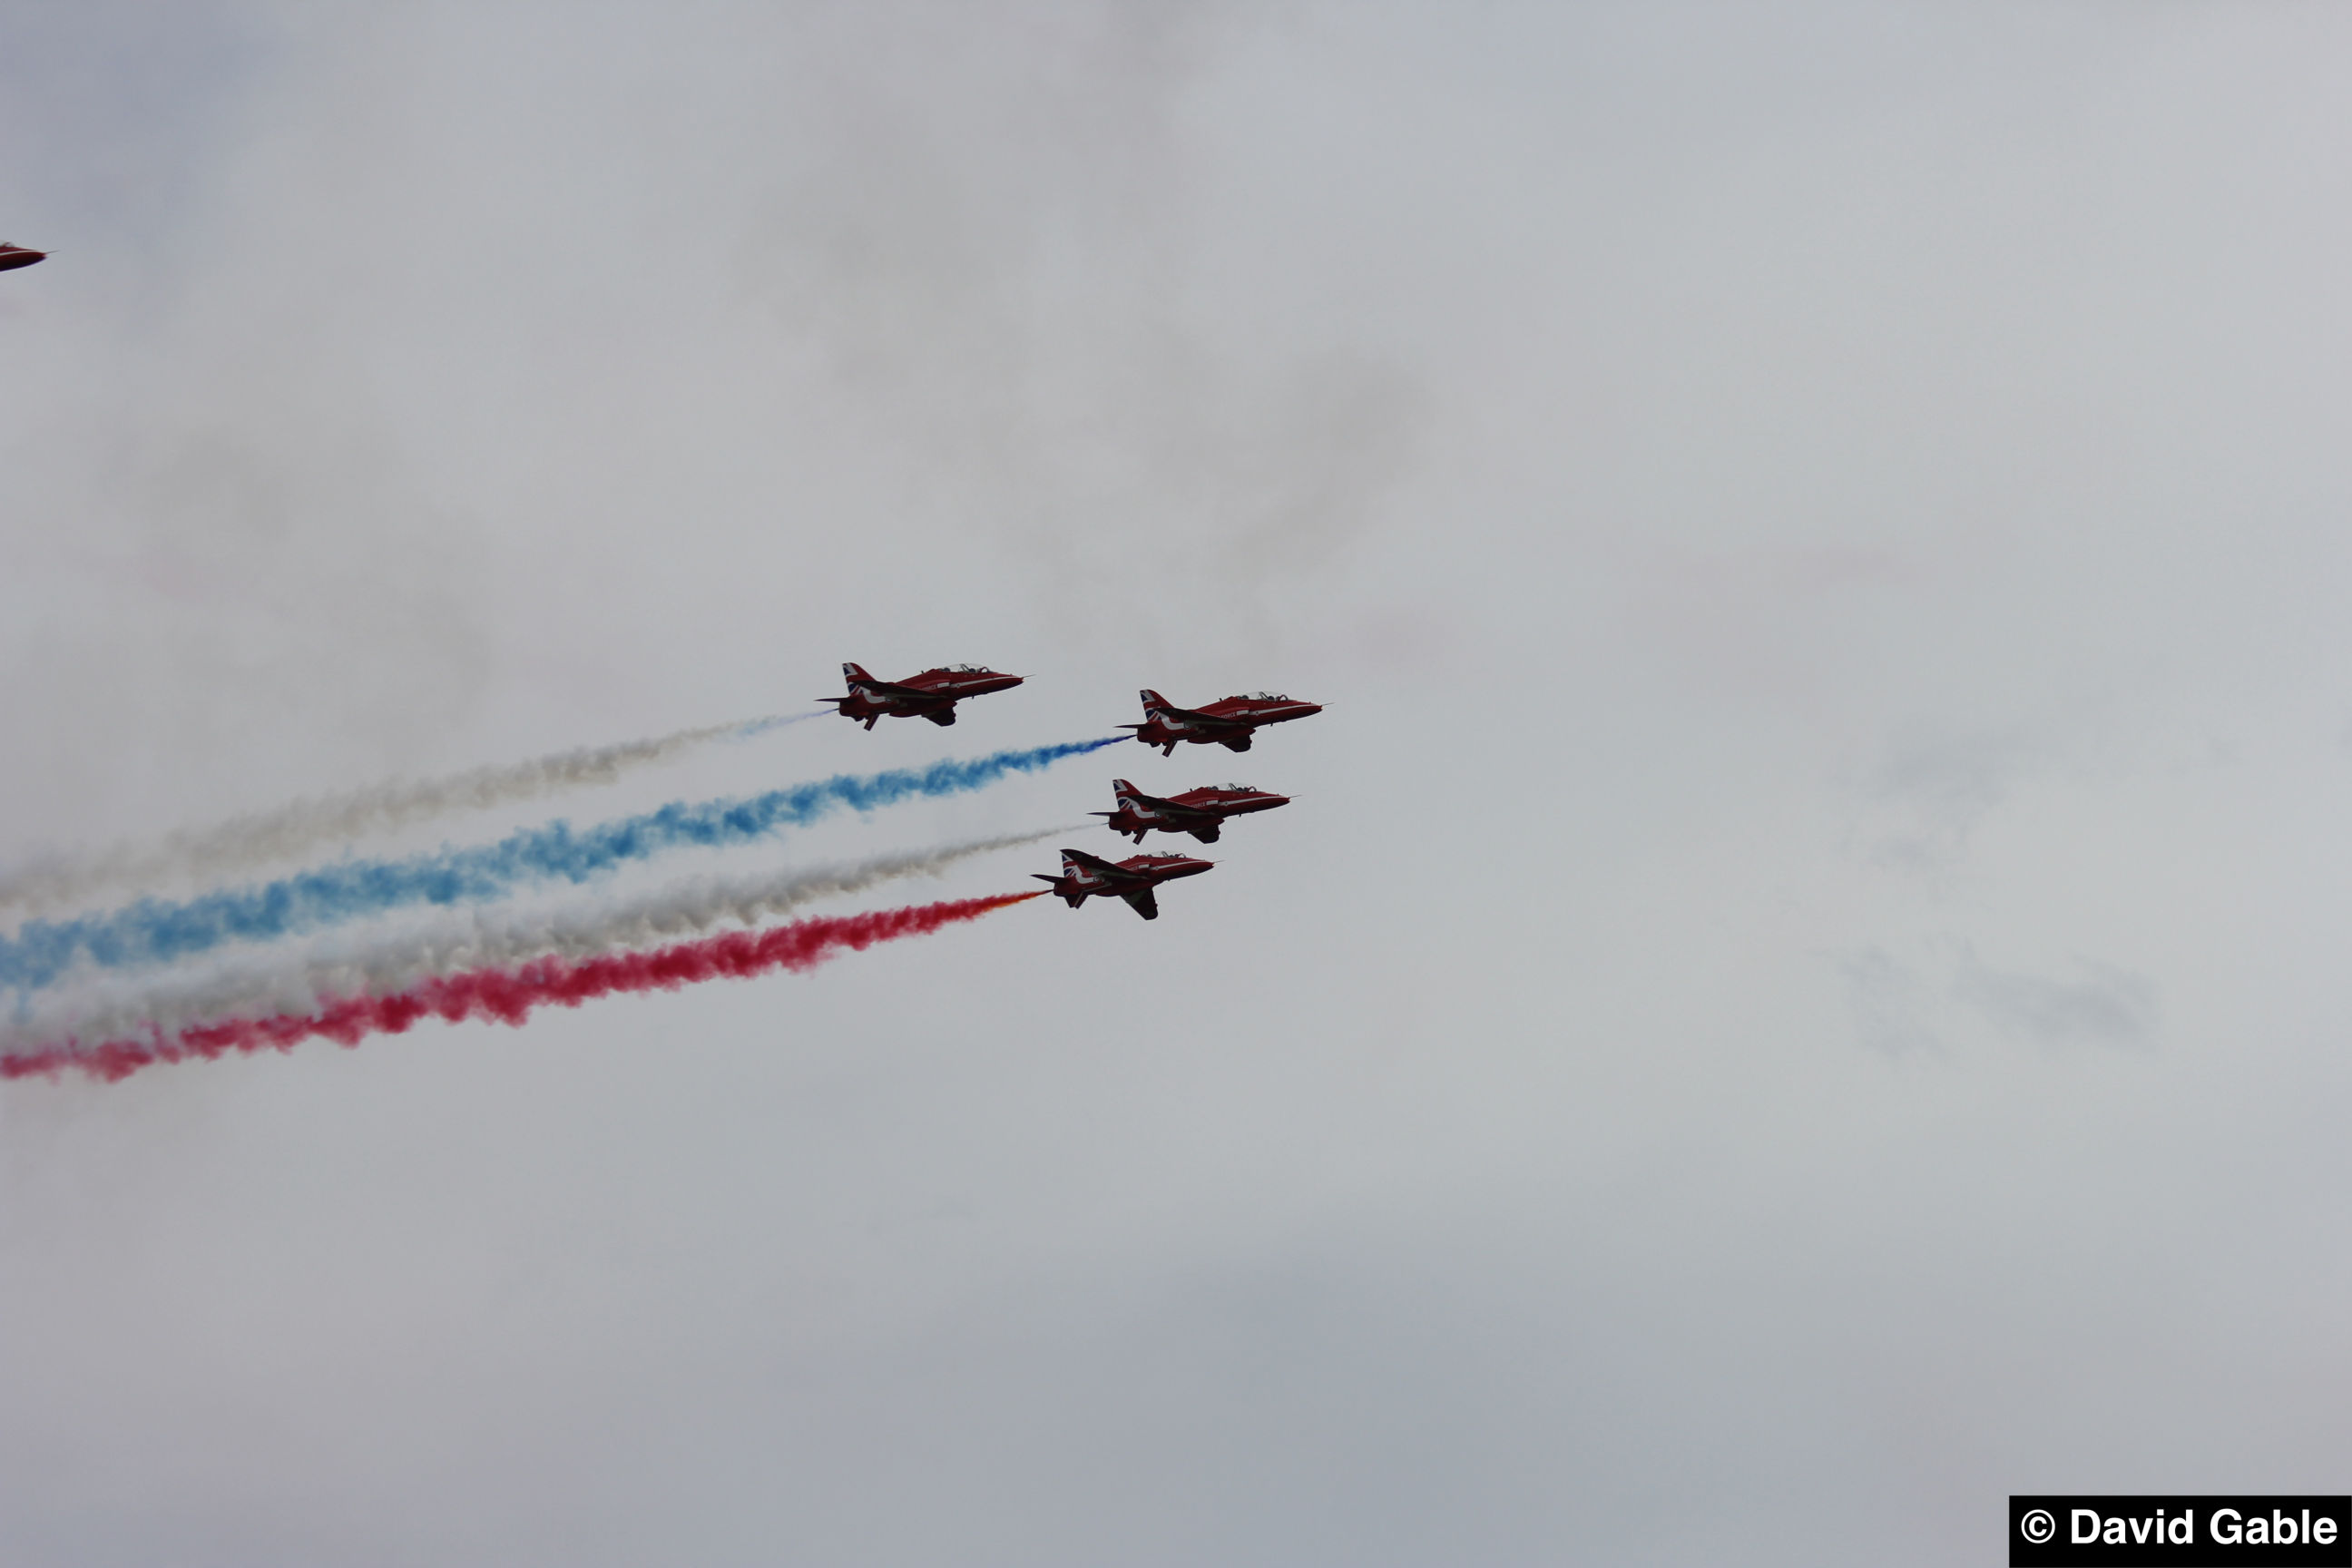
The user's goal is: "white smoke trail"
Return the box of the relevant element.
[4,825,1074,1059]
[0,711,821,916]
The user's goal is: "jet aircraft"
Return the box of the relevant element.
[1125,688,1322,755]
[0,243,46,272]
[1094,778,1289,844]
[822,662,1024,729]
[1033,848,1212,920]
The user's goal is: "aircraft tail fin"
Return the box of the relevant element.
[1033,872,1084,908]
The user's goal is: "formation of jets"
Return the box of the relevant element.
[10,242,1298,928]
[828,663,1321,920]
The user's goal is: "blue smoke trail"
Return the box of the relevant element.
[0,737,1126,991]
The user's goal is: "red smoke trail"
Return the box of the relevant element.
[2,891,1044,1084]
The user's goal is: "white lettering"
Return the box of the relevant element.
[2171,1513,2194,1544]
[2317,1518,2338,1544]
[2073,1510,2100,1544]
[2212,1509,2242,1544]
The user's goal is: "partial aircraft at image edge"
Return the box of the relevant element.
[1125,689,1322,755]
[1033,848,1213,920]
[0,243,47,272]
[1095,779,1289,844]
[822,662,1024,729]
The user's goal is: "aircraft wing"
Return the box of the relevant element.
[1119,888,1160,920]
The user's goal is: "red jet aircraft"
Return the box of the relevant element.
[0,243,47,272]
[1033,848,1212,920]
[1125,688,1322,755]
[821,662,1024,729]
[1094,778,1289,845]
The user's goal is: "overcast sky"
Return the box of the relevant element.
[4,4,2349,1563]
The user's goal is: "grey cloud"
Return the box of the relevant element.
[1838,946,1945,1058]
[1953,953,2157,1050]
[0,2,260,256]
[727,3,1429,643]
[7,4,2352,1563]
[1856,727,2043,873]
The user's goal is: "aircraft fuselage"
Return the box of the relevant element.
[1127,689,1322,755]
[1032,848,1213,919]
[1096,779,1290,844]
[826,662,1024,729]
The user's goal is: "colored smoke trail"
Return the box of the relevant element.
[5,827,1077,1056]
[0,711,824,916]
[1,893,1047,1083]
[0,737,1125,991]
